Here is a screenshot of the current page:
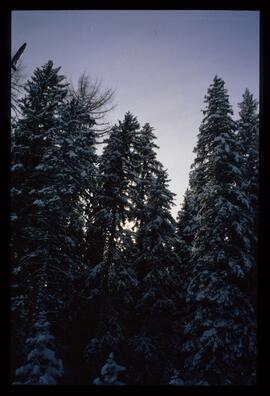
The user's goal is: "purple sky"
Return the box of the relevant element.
[12,10,259,218]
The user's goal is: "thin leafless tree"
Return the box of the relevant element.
[69,73,116,140]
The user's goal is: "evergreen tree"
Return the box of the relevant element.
[11,61,68,376]
[84,112,140,379]
[93,353,126,385]
[11,60,99,383]
[130,163,181,384]
[14,309,64,385]
[40,94,97,381]
[181,77,256,385]
[237,89,259,307]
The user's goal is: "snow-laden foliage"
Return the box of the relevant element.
[128,131,181,384]
[132,122,160,226]
[11,61,69,374]
[11,66,258,385]
[237,89,259,306]
[175,188,197,292]
[182,271,256,384]
[84,112,141,376]
[93,352,126,385]
[178,76,257,385]
[169,370,184,385]
[14,311,64,385]
[135,165,180,317]
[11,60,98,383]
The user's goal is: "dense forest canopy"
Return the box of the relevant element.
[11,60,258,385]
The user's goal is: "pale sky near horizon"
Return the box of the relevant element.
[12,10,259,218]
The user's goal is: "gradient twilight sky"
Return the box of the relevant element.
[12,10,259,218]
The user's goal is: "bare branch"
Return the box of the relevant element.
[11,58,26,119]
[69,73,116,135]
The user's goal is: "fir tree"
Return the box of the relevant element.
[84,112,140,377]
[93,353,126,385]
[237,89,259,307]
[40,94,97,380]
[181,77,256,385]
[130,163,181,384]
[14,310,64,385]
[11,60,68,376]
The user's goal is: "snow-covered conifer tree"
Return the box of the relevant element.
[181,77,256,385]
[14,309,64,385]
[39,94,98,375]
[237,89,259,307]
[11,61,68,376]
[130,162,181,384]
[84,112,140,377]
[93,352,126,385]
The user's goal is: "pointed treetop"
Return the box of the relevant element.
[238,89,258,116]
[119,111,140,130]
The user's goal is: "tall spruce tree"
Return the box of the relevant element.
[237,89,259,307]
[180,77,256,385]
[84,112,140,380]
[129,159,181,384]
[40,94,97,382]
[11,61,68,378]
